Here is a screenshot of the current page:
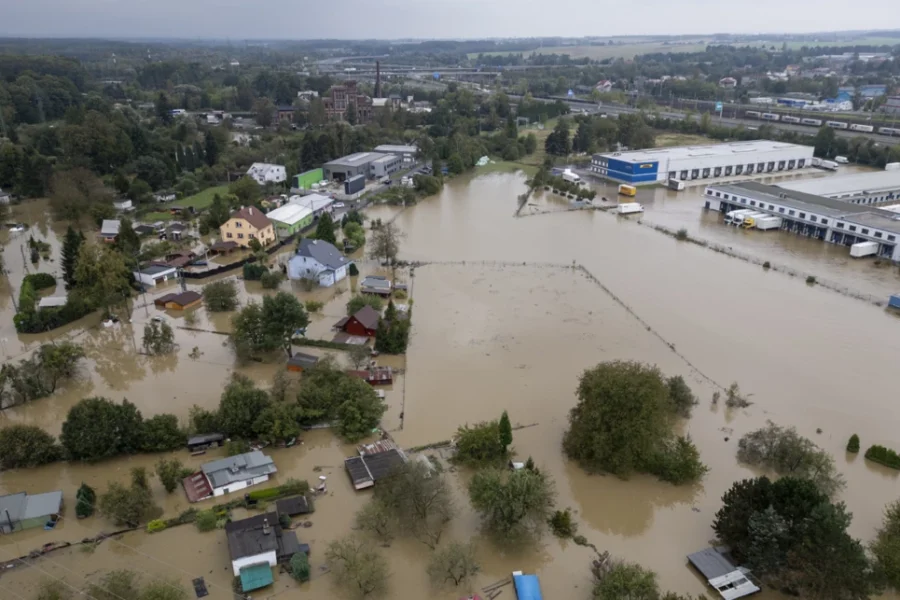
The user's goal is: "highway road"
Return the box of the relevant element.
[508,94,900,146]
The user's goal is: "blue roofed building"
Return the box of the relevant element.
[512,571,543,600]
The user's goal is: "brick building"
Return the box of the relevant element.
[323,81,372,122]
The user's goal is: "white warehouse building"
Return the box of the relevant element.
[777,170,900,206]
[590,140,815,185]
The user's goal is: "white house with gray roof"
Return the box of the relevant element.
[288,239,352,287]
[186,451,277,501]
[0,491,63,534]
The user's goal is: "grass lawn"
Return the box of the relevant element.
[516,118,556,167]
[654,133,715,147]
[141,211,174,222]
[172,185,229,209]
[475,160,538,177]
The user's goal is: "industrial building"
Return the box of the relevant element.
[323,152,390,181]
[777,170,900,205]
[703,181,900,261]
[591,141,815,185]
[370,154,401,178]
[374,144,418,164]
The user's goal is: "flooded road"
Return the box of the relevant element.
[3,169,900,599]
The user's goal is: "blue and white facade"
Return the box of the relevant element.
[591,141,814,185]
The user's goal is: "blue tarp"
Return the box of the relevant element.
[513,573,543,600]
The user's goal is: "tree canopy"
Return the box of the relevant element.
[468,466,555,540]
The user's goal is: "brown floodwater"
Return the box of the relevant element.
[3,170,900,599]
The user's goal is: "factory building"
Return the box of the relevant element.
[777,170,900,206]
[591,141,814,185]
[323,152,391,181]
[370,154,402,178]
[374,144,418,164]
[703,181,900,261]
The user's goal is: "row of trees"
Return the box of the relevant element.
[0,341,84,410]
[31,569,187,600]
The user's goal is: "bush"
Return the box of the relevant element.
[75,483,96,518]
[243,262,267,281]
[195,510,218,532]
[866,445,900,469]
[0,425,62,469]
[146,519,167,533]
[304,300,324,313]
[279,512,291,529]
[203,280,239,312]
[549,509,577,538]
[763,261,771,269]
[349,263,359,276]
[290,552,310,582]
[453,421,506,466]
[675,228,689,241]
[806,275,817,285]
[847,434,860,453]
[649,436,709,485]
[24,272,56,291]
[346,294,383,316]
[260,270,282,289]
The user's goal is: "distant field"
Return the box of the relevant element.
[654,133,715,148]
[467,36,899,61]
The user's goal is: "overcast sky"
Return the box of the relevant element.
[3,0,900,40]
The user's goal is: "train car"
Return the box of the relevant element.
[826,121,849,130]
[781,116,801,124]
[761,113,780,121]
[801,118,823,127]
[878,127,900,137]
[850,124,875,133]
[745,111,762,119]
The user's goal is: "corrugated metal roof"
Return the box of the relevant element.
[687,547,737,580]
[513,573,543,600]
[21,491,62,520]
[201,451,277,488]
[239,563,274,592]
[779,170,900,197]
[266,203,313,226]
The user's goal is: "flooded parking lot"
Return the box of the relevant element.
[3,168,900,599]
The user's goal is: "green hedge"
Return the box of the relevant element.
[146,519,167,533]
[246,479,309,502]
[847,434,860,453]
[24,273,56,291]
[865,444,900,469]
[14,290,94,334]
[243,262,267,280]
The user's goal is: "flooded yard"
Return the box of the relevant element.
[3,168,900,599]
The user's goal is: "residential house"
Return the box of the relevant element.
[163,222,189,241]
[687,547,760,600]
[134,224,156,237]
[266,204,314,240]
[226,512,305,592]
[360,275,392,296]
[345,448,407,490]
[182,450,277,502]
[275,105,295,122]
[221,206,275,248]
[154,290,202,310]
[288,239,352,286]
[161,250,195,268]
[286,352,319,372]
[134,264,178,287]
[719,77,738,89]
[595,80,613,93]
[297,90,319,102]
[334,305,380,338]
[0,491,63,534]
[275,495,312,516]
[113,199,134,212]
[100,220,120,242]
[153,192,177,203]
[246,163,287,186]
[209,240,239,255]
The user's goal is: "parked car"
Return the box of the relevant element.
[333,202,346,209]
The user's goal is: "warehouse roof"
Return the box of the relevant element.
[778,170,900,197]
[374,144,417,154]
[372,154,399,165]
[324,152,389,168]
[266,203,313,226]
[597,140,812,164]
[288,193,333,213]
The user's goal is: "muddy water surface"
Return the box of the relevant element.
[3,171,900,600]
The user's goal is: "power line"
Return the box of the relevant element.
[47,513,245,600]
[0,545,101,600]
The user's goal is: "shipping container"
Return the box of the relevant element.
[562,169,582,184]
[740,212,767,228]
[835,156,850,164]
[617,202,644,215]
[344,174,365,195]
[889,294,900,310]
[667,178,685,191]
[885,163,900,171]
[618,184,637,197]
[755,216,783,230]
[850,241,878,258]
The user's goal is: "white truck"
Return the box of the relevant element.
[835,156,850,164]
[754,216,782,231]
[667,178,685,191]
[562,169,583,185]
[886,162,900,171]
[740,212,767,227]
[617,202,644,215]
[850,241,878,258]
[725,209,753,225]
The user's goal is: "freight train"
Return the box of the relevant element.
[743,111,900,136]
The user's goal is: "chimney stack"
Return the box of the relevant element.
[248,207,253,215]
[263,517,271,535]
[375,61,382,99]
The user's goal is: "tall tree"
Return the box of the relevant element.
[254,98,275,128]
[61,226,85,290]
[73,243,133,313]
[315,212,337,245]
[155,92,172,125]
[308,98,327,127]
[261,291,309,358]
[498,410,513,452]
[346,102,358,125]
[217,374,272,438]
[115,217,141,258]
[369,221,403,265]
[204,132,219,167]
[374,461,455,549]
[468,467,555,539]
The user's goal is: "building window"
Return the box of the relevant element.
[702,168,711,178]
[849,226,856,232]
[788,160,796,168]
[789,210,795,216]
[779,207,785,213]
[235,221,242,228]
[837,223,844,229]
[757,163,765,171]
[799,212,806,219]
[691,169,699,179]
[889,235,896,241]
[766,162,775,172]
[735,165,744,175]
[238,233,244,239]
[810,216,817,222]
[777,161,785,170]
[226,233,233,238]
[680,170,688,179]
[862,228,869,234]
[875,232,883,238]
[750,201,756,206]
[714,167,722,177]
[820,219,828,225]
[798,159,805,167]
[723,194,730,200]
[715,192,721,197]
[249,233,256,238]
[746,165,754,174]
[741,198,747,204]
[768,205,774,210]
[725,166,733,176]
